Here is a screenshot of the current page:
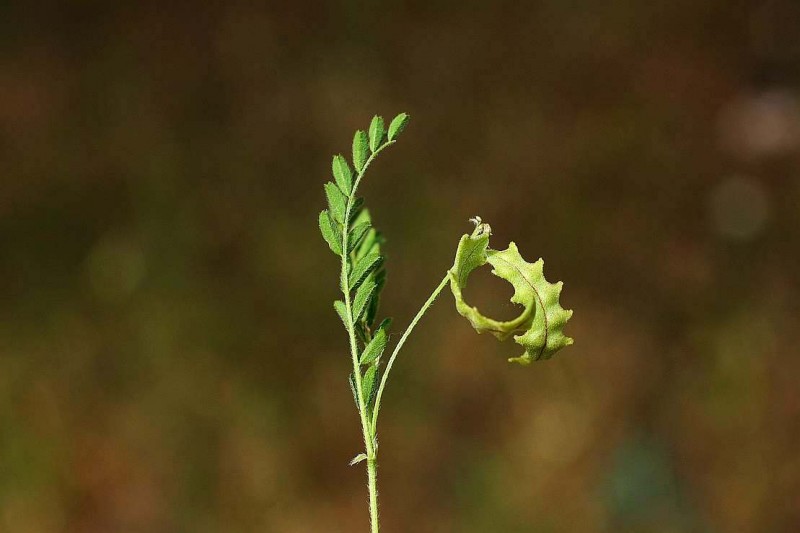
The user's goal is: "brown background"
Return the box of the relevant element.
[1,1,799,532]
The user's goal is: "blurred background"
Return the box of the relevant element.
[1,1,799,532]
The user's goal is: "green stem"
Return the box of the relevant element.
[371,272,451,434]
[367,458,379,533]
[340,141,394,533]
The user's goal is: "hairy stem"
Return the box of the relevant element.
[341,141,394,533]
[367,458,379,533]
[371,272,451,434]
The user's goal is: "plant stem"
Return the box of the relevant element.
[340,141,394,533]
[371,272,451,434]
[367,458,379,533]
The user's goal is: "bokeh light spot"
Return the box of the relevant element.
[708,176,769,242]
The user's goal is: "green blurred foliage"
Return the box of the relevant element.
[1,1,799,532]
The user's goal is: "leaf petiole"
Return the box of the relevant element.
[371,272,450,434]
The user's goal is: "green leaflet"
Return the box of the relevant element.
[348,222,372,253]
[319,210,342,256]
[361,364,378,407]
[349,252,383,290]
[365,268,385,327]
[349,197,365,224]
[353,279,377,322]
[324,182,347,223]
[349,208,387,333]
[334,300,348,326]
[355,226,381,260]
[448,220,573,365]
[388,113,410,141]
[369,115,386,152]
[352,130,369,172]
[360,324,388,365]
[332,155,353,194]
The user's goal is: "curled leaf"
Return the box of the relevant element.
[448,220,573,365]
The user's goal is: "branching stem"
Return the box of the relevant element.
[342,139,447,533]
[321,114,573,533]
